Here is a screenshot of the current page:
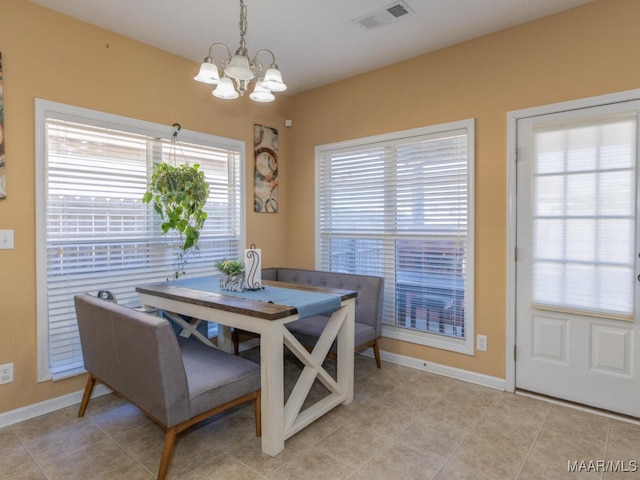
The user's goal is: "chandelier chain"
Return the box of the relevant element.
[238,0,248,54]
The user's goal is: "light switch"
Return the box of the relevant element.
[0,230,14,249]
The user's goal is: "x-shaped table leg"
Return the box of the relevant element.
[161,311,216,347]
[282,304,353,437]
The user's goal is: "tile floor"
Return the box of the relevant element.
[1,349,639,479]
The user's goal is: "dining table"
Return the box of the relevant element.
[136,275,357,456]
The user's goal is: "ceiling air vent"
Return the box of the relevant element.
[387,3,410,18]
[354,1,414,30]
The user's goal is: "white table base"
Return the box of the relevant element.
[137,292,355,456]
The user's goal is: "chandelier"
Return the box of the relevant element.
[193,0,287,102]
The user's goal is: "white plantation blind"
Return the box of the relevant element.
[38,106,243,380]
[317,121,474,342]
[532,114,637,319]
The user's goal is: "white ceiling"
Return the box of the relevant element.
[31,0,594,95]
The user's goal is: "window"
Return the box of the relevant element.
[532,114,637,319]
[35,100,245,380]
[316,120,475,354]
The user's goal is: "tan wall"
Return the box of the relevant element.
[2,0,639,414]
[286,0,640,378]
[0,0,290,413]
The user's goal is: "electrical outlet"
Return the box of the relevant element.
[476,335,488,352]
[0,363,13,384]
[0,230,14,250]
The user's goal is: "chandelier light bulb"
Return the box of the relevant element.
[261,66,287,92]
[249,80,275,102]
[224,54,255,81]
[213,77,240,99]
[194,58,221,84]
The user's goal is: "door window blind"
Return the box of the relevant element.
[317,121,473,342]
[532,114,637,319]
[42,116,242,379]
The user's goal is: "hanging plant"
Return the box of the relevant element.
[143,162,209,279]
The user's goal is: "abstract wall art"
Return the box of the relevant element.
[253,124,278,213]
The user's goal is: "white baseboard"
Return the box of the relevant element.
[0,384,112,429]
[359,348,506,391]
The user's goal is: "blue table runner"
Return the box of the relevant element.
[169,276,341,319]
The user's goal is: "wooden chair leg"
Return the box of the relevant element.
[232,328,239,355]
[254,390,261,437]
[157,427,178,480]
[372,339,381,368]
[78,373,97,417]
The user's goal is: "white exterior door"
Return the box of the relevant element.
[515,101,640,417]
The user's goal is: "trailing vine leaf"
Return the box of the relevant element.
[143,162,209,279]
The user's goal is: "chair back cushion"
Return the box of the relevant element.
[262,268,278,281]
[74,293,190,426]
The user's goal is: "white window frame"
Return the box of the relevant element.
[35,99,246,381]
[315,119,475,355]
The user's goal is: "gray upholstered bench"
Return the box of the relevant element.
[235,267,384,367]
[74,293,261,480]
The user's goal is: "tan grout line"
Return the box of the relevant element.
[224,432,303,480]
[427,385,500,479]
[306,401,393,479]
[141,406,262,477]
[86,412,158,478]
[9,424,54,480]
[190,450,271,480]
[313,374,461,479]
[513,402,553,480]
[599,421,612,480]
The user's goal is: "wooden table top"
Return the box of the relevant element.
[136,279,357,320]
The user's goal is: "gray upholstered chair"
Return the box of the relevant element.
[74,293,261,480]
